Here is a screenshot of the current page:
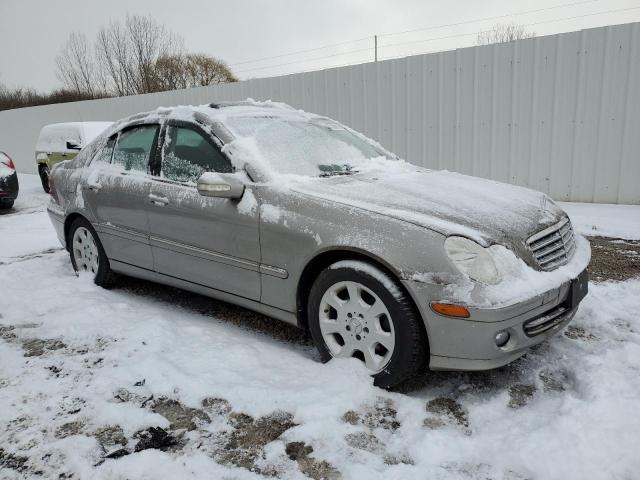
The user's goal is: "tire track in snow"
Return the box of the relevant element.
[0,248,64,266]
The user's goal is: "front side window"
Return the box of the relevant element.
[112,125,159,173]
[161,126,231,183]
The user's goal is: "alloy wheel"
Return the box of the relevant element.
[318,280,395,373]
[72,227,99,274]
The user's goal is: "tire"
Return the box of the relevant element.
[0,199,14,209]
[39,165,50,193]
[308,260,428,389]
[68,217,117,287]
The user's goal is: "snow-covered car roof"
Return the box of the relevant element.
[209,100,298,112]
[112,100,311,131]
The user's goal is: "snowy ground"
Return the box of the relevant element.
[1,174,639,479]
[559,201,640,241]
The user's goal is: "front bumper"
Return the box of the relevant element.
[403,268,588,371]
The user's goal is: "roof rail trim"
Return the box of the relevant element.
[208,101,291,110]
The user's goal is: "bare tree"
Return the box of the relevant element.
[95,15,184,95]
[55,14,236,98]
[95,21,134,96]
[125,14,184,93]
[55,33,103,96]
[154,53,236,91]
[0,82,104,111]
[153,54,187,91]
[184,54,237,86]
[476,23,535,45]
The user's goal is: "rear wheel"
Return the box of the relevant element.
[39,165,50,193]
[68,217,116,287]
[308,260,428,388]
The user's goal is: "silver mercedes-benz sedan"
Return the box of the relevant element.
[47,101,590,388]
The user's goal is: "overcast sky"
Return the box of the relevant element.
[1,0,639,91]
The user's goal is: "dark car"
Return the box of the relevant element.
[0,152,19,209]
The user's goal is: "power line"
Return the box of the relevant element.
[526,4,640,29]
[235,45,373,74]
[380,29,484,51]
[378,6,640,60]
[251,55,387,80]
[236,3,640,78]
[230,36,371,67]
[378,0,603,38]
[230,0,604,70]
[379,4,640,52]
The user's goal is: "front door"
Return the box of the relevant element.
[83,124,159,270]
[147,122,261,300]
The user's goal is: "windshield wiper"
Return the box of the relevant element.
[319,170,355,177]
[318,164,356,177]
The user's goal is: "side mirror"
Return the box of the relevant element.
[66,140,82,150]
[197,172,244,199]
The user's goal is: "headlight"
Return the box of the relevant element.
[444,237,500,285]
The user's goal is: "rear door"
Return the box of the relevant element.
[147,121,261,300]
[83,124,159,270]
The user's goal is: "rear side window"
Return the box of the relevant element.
[92,137,116,165]
[161,126,231,183]
[113,125,159,173]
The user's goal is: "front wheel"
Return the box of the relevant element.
[308,260,428,388]
[0,199,14,209]
[68,217,116,287]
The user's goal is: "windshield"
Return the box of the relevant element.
[224,116,393,176]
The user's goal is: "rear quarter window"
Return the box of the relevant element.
[89,137,116,166]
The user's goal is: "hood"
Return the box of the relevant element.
[285,163,563,246]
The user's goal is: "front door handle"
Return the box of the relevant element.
[148,194,169,206]
[87,181,101,192]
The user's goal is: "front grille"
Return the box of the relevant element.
[526,217,576,271]
[523,304,571,336]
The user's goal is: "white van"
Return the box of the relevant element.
[36,122,112,192]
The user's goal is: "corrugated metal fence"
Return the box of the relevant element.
[1,22,639,203]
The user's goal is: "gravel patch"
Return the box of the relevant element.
[507,384,536,409]
[341,397,400,431]
[588,236,640,281]
[425,397,469,428]
[285,441,342,480]
[151,398,211,431]
[21,338,66,357]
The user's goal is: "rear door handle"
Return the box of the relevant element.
[148,194,169,206]
[87,181,101,192]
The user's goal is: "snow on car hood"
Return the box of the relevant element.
[282,160,563,245]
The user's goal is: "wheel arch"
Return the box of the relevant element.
[63,212,88,251]
[296,247,425,337]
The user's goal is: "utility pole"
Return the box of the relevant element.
[374,35,378,62]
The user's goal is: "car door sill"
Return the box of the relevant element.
[95,223,288,278]
[109,259,298,327]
